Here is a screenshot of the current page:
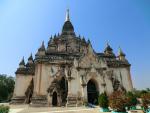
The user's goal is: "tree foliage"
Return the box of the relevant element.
[126,92,138,106]
[0,105,9,113]
[98,92,109,108]
[0,74,15,102]
[109,91,128,112]
[141,93,150,111]
[133,88,150,98]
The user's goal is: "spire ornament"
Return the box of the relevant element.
[104,42,115,58]
[62,9,75,36]
[65,9,70,21]
[36,41,46,56]
[38,41,45,51]
[118,46,127,61]
[28,53,33,61]
[87,39,91,44]
[27,53,34,64]
[19,57,25,68]
[105,42,113,52]
[118,47,125,56]
[19,57,25,66]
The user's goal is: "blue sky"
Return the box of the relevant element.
[0,0,150,89]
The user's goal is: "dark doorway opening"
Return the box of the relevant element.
[59,77,68,105]
[87,79,99,105]
[52,92,57,106]
[25,79,34,104]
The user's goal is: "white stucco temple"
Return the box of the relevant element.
[11,9,133,107]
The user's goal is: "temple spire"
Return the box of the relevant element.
[104,42,115,58]
[118,47,125,56]
[118,47,128,62]
[19,57,25,66]
[62,9,75,36]
[65,9,70,21]
[19,57,25,68]
[28,53,33,62]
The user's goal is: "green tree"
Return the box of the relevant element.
[125,92,138,110]
[146,88,150,92]
[0,74,15,102]
[98,92,109,109]
[133,88,149,98]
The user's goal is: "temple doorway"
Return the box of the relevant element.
[59,77,68,105]
[25,79,34,104]
[87,79,99,105]
[52,92,57,106]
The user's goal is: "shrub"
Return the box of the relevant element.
[83,100,88,106]
[125,92,138,109]
[98,92,109,108]
[0,105,9,113]
[109,91,127,112]
[141,93,150,111]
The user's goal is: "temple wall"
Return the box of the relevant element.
[104,72,114,95]
[34,64,59,96]
[119,68,133,91]
[14,74,33,97]
[33,64,41,96]
[39,64,48,95]
[69,68,81,95]
[112,67,133,92]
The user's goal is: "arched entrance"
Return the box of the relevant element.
[87,79,99,105]
[48,76,68,107]
[52,92,57,106]
[59,77,68,105]
[25,79,34,104]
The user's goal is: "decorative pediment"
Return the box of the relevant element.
[76,44,104,69]
[91,64,97,73]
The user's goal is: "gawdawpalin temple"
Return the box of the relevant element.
[11,9,133,106]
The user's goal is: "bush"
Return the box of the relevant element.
[0,105,9,113]
[141,93,150,111]
[109,91,127,112]
[98,92,108,108]
[125,92,138,110]
[83,100,88,106]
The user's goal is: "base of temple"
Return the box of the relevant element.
[30,95,48,107]
[10,96,26,104]
[66,95,77,107]
[76,98,84,107]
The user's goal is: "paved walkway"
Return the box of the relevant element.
[9,105,100,113]
[3,104,144,113]
[9,108,24,113]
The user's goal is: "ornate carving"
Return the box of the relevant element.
[47,76,68,106]
[65,66,74,81]
[80,75,87,87]
[113,79,120,91]
[106,70,113,80]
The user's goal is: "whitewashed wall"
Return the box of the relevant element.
[14,74,33,96]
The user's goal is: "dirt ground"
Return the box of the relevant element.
[0,103,145,113]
